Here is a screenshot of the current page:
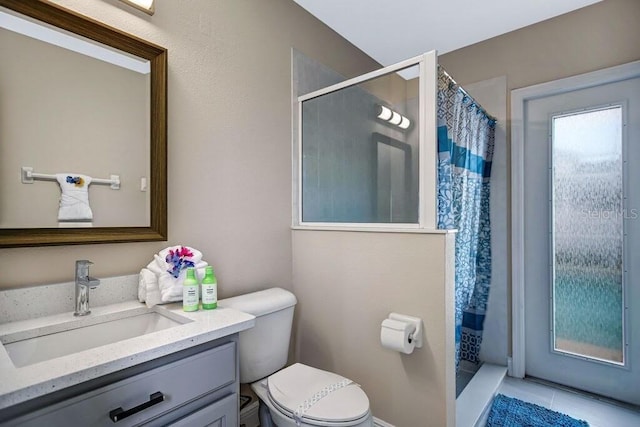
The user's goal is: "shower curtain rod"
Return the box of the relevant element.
[439,67,497,122]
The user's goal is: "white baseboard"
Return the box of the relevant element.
[374,417,395,427]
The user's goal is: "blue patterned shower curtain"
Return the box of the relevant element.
[436,69,495,369]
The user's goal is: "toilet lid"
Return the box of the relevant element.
[268,363,370,423]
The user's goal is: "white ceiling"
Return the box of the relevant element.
[293,0,602,68]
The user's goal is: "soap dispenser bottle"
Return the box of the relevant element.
[183,267,199,312]
[201,266,218,310]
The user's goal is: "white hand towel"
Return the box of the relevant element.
[55,173,93,222]
[158,273,184,302]
[140,245,209,305]
[145,254,166,277]
[144,271,162,307]
[138,268,162,307]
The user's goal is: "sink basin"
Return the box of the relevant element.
[2,309,190,368]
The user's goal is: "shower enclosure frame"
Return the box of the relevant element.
[293,51,438,230]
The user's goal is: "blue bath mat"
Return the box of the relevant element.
[487,394,589,427]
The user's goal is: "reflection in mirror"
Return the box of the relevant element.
[300,63,419,224]
[374,133,413,223]
[1,18,150,228]
[0,0,166,247]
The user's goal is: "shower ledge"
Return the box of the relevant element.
[456,363,507,427]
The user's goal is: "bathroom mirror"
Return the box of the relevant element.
[0,0,167,247]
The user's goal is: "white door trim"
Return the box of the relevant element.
[510,60,640,378]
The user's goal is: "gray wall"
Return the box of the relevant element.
[439,0,640,92]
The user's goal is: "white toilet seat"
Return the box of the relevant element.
[251,363,373,427]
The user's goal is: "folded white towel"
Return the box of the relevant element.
[146,254,166,277]
[138,245,209,307]
[58,222,93,228]
[138,268,163,307]
[144,270,162,307]
[158,273,184,301]
[55,173,93,222]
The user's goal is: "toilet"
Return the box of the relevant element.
[218,288,373,427]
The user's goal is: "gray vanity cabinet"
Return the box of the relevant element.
[167,393,237,426]
[2,336,239,427]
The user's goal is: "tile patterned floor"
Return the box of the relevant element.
[495,376,640,427]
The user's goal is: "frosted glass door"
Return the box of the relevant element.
[523,76,640,405]
[551,107,624,364]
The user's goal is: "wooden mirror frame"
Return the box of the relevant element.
[0,0,167,248]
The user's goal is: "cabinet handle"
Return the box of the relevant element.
[109,391,165,422]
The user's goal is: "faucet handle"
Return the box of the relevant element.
[76,259,94,278]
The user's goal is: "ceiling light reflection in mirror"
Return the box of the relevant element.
[377,105,411,130]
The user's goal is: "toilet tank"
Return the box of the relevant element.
[218,287,297,383]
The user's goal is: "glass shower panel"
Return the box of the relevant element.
[551,106,624,364]
[377,143,406,222]
[301,64,419,223]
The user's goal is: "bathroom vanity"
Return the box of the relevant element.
[0,297,255,426]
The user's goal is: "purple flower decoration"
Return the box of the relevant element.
[166,246,195,278]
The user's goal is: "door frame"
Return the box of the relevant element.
[510,60,640,378]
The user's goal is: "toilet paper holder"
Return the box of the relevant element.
[385,312,423,348]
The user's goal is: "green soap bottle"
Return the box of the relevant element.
[201,266,218,310]
[182,267,199,312]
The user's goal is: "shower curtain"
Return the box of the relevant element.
[436,69,495,369]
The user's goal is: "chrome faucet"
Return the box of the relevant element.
[74,260,100,316]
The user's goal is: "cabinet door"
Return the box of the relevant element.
[5,342,236,427]
[167,393,237,427]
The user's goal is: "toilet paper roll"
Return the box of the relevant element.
[380,318,416,354]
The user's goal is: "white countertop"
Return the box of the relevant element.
[0,300,255,410]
